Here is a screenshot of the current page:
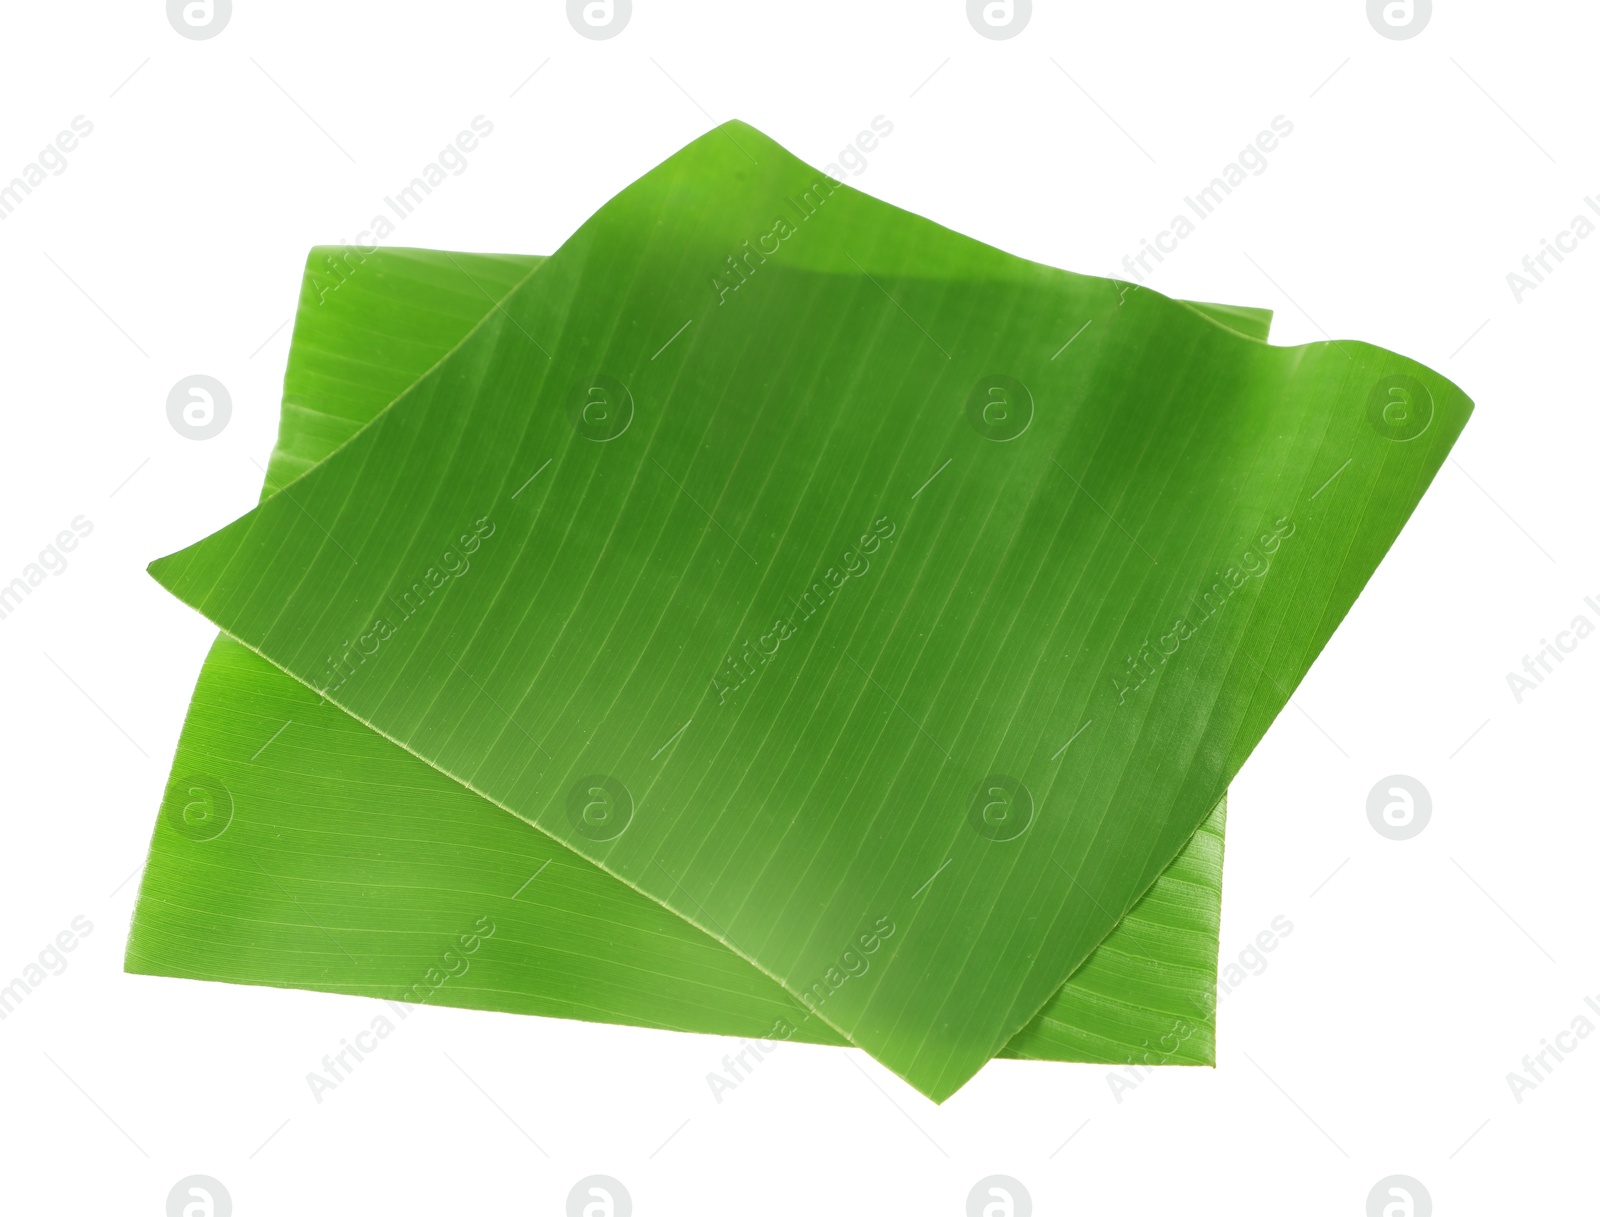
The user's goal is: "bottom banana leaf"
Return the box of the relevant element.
[127,248,1253,1067]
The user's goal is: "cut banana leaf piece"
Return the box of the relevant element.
[131,247,1249,1067]
[146,123,1471,1100]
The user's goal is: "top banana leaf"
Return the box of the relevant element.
[148,121,1471,1100]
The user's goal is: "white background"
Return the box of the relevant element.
[0,1,1594,1213]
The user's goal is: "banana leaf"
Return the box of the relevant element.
[130,246,1245,1067]
[141,123,1471,1100]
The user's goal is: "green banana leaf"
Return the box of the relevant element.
[143,122,1471,1100]
[130,246,1245,1067]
